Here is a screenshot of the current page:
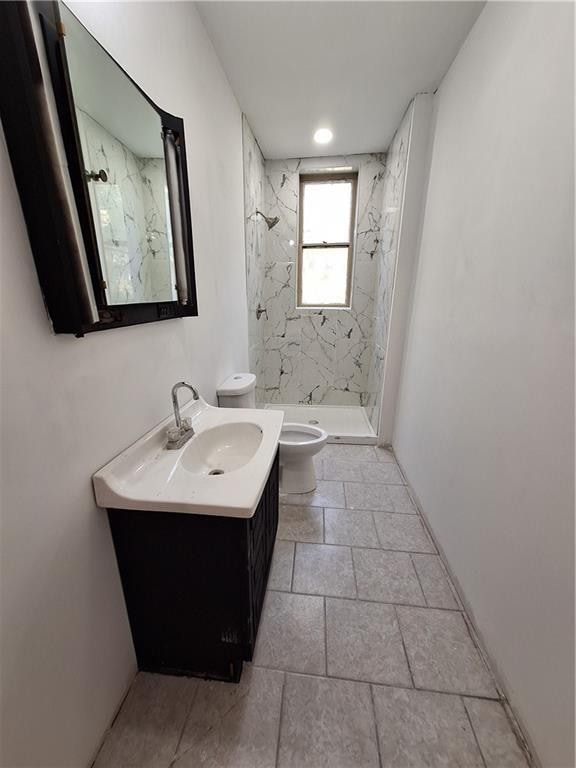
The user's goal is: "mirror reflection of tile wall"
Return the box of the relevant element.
[76,109,175,305]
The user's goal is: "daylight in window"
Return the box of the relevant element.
[298,173,357,308]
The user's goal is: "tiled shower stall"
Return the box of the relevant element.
[243,105,413,438]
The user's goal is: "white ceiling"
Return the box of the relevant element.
[196,1,484,159]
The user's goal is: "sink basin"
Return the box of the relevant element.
[181,423,263,476]
[92,396,283,518]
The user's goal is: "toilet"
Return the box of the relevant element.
[277,422,328,494]
[216,373,257,408]
[216,374,328,494]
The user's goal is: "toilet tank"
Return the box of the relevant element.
[217,373,256,408]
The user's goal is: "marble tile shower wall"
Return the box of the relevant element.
[76,109,174,304]
[242,117,267,402]
[365,104,412,429]
[262,154,386,406]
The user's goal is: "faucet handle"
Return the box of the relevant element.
[166,425,181,443]
[181,417,192,431]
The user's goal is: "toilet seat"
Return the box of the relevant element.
[279,423,327,447]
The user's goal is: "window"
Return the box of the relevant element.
[298,172,358,308]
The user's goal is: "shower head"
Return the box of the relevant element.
[256,210,280,230]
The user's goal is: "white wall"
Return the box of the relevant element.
[0,3,248,766]
[394,4,574,767]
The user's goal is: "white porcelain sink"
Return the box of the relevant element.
[181,422,263,476]
[92,396,283,518]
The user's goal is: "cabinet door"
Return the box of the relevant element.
[246,452,279,654]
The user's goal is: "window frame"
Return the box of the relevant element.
[297,171,358,309]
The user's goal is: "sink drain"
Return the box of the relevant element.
[209,469,225,476]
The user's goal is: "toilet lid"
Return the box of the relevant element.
[217,373,256,396]
[280,423,327,445]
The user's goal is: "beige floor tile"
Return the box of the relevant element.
[358,462,405,485]
[324,508,380,547]
[317,457,369,481]
[280,480,345,508]
[253,591,326,674]
[396,607,497,697]
[94,673,197,768]
[411,553,459,609]
[319,458,405,485]
[321,444,379,462]
[268,540,294,591]
[373,446,396,462]
[277,505,323,543]
[384,484,417,513]
[278,674,379,768]
[293,543,356,597]
[345,482,416,513]
[353,548,425,605]
[372,686,484,767]
[345,482,395,511]
[326,598,412,686]
[173,666,284,768]
[372,512,436,553]
[464,698,529,767]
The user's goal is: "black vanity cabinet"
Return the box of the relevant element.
[107,452,279,683]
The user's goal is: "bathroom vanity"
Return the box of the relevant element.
[93,397,283,682]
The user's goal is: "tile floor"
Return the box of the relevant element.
[94,445,531,768]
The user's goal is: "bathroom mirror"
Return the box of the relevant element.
[61,4,177,306]
[0,1,197,335]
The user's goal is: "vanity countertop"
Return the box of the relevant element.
[92,398,283,518]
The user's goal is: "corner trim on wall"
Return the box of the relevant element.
[376,93,434,446]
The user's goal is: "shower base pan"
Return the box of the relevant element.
[264,404,377,444]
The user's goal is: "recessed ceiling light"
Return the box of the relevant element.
[314,128,333,144]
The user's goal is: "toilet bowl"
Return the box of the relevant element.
[279,423,328,494]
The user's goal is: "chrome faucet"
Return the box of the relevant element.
[166,381,199,449]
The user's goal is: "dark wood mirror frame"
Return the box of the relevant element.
[0,1,198,337]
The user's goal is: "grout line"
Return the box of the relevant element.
[274,672,287,768]
[170,682,200,766]
[89,670,138,767]
[289,542,297,592]
[323,596,328,676]
[394,459,410,485]
[460,610,503,699]
[393,605,415,688]
[324,475,408,487]
[268,587,458,612]
[342,482,350,508]
[371,511,384,548]
[369,684,383,768]
[412,549,462,610]
[279,503,324,513]
[250,664,502,702]
[350,546,360,598]
[409,553,428,607]
[437,556,463,610]
[277,537,435,557]
[500,698,538,767]
[280,500,418,515]
[461,696,488,768]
